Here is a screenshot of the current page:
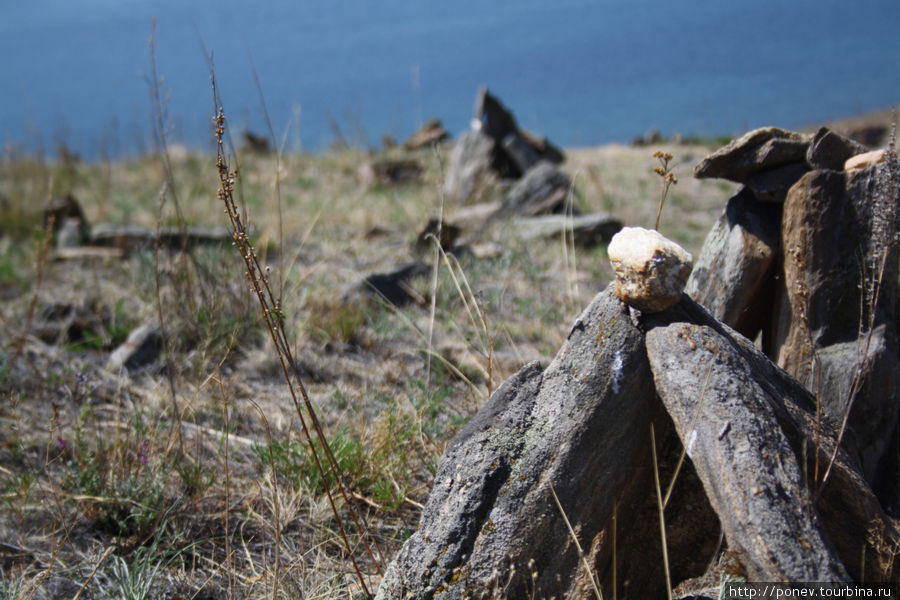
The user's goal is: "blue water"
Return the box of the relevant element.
[2,0,900,159]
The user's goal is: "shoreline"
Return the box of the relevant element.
[6,103,898,166]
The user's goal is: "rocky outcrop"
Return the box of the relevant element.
[687,127,900,497]
[774,165,899,484]
[443,88,565,204]
[378,127,900,598]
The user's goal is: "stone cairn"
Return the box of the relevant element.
[375,127,900,599]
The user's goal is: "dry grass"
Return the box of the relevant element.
[0,131,735,598]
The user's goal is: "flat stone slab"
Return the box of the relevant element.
[513,212,622,246]
[694,127,812,183]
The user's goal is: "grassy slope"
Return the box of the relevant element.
[0,133,769,598]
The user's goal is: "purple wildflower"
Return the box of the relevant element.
[138,441,149,465]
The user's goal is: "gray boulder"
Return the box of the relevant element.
[645,298,850,583]
[644,296,900,584]
[442,131,496,204]
[376,286,663,599]
[498,161,574,218]
[685,187,781,341]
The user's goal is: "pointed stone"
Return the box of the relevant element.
[376,287,669,599]
[685,188,780,340]
[807,127,869,171]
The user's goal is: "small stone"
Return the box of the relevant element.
[608,227,693,312]
[107,324,162,373]
[498,162,574,218]
[844,148,887,171]
[806,127,869,171]
[404,118,449,150]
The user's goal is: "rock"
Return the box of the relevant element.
[773,164,899,486]
[107,324,163,373]
[415,218,462,255]
[52,246,126,261]
[685,188,780,341]
[55,217,86,248]
[774,166,898,369]
[44,193,89,245]
[404,118,449,150]
[844,148,887,171]
[34,300,112,347]
[446,201,502,230]
[342,262,429,308]
[806,127,869,171]
[643,296,898,583]
[513,213,623,247]
[376,287,670,599]
[847,125,888,148]
[608,227,693,312]
[693,127,812,183]
[645,302,850,583]
[498,161,574,218]
[466,241,504,259]
[90,224,233,252]
[30,575,81,600]
[242,131,270,153]
[813,326,900,487]
[472,87,564,177]
[443,130,497,203]
[744,162,810,203]
[500,131,540,174]
[631,128,664,147]
[358,159,422,186]
[518,129,565,164]
[443,88,564,201]
[473,86,519,150]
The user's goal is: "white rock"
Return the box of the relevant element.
[608,227,693,312]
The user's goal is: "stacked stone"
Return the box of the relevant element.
[687,126,899,493]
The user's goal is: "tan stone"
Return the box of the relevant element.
[608,227,693,312]
[844,148,886,170]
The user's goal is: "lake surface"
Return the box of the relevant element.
[2,0,900,159]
